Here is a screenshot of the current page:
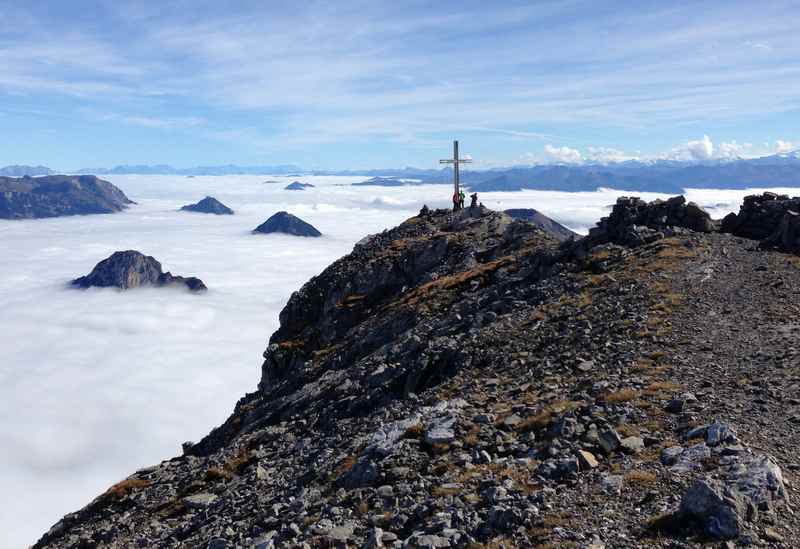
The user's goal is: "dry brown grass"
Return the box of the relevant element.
[432,484,463,497]
[514,400,576,433]
[624,469,657,486]
[104,478,151,501]
[203,467,233,483]
[576,289,593,308]
[428,442,451,455]
[334,454,358,478]
[277,339,305,350]
[616,423,641,437]
[462,423,481,447]
[391,256,514,307]
[403,422,424,439]
[642,381,681,396]
[603,388,640,404]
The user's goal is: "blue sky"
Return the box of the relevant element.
[1,0,799,170]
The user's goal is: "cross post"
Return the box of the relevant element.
[439,140,472,205]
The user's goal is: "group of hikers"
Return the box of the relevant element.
[453,189,479,211]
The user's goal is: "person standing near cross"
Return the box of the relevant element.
[440,140,472,212]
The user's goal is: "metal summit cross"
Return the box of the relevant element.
[439,140,472,198]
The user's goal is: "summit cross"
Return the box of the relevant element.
[439,140,472,197]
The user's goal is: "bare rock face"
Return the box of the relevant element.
[722,192,800,253]
[72,251,207,292]
[504,208,578,242]
[0,175,134,219]
[180,196,234,215]
[253,211,321,237]
[587,195,714,247]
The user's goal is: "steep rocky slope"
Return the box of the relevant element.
[35,196,799,548]
[0,175,133,219]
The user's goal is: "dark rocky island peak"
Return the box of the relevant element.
[180,196,234,215]
[72,251,207,292]
[253,211,322,237]
[0,175,133,219]
[284,181,315,190]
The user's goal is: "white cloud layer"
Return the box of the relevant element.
[2,177,800,548]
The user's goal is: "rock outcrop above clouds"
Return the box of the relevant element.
[0,175,133,219]
[503,207,578,241]
[722,192,800,254]
[72,251,207,292]
[284,181,315,190]
[180,196,234,215]
[253,211,322,237]
[36,195,800,548]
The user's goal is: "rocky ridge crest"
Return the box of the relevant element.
[36,194,800,549]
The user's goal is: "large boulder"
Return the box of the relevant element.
[72,251,207,292]
[680,454,786,540]
[0,175,133,219]
[587,195,714,247]
[253,211,322,237]
[180,196,234,215]
[722,192,800,253]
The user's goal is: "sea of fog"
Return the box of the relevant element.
[1,175,797,548]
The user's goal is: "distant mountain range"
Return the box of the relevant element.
[5,150,800,192]
[73,164,303,176]
[0,165,54,177]
[342,151,800,193]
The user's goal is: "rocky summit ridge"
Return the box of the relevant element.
[36,194,800,548]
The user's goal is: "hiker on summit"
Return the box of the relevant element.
[459,190,466,209]
[470,193,479,210]
[452,191,460,211]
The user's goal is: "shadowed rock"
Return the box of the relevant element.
[253,211,321,237]
[180,196,234,215]
[504,208,579,242]
[72,251,207,292]
[722,192,800,253]
[284,181,315,190]
[0,175,133,219]
[586,195,714,247]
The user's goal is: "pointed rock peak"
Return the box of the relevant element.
[72,250,207,292]
[253,211,322,237]
[180,196,234,215]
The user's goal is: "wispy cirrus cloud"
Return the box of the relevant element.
[1,1,800,167]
